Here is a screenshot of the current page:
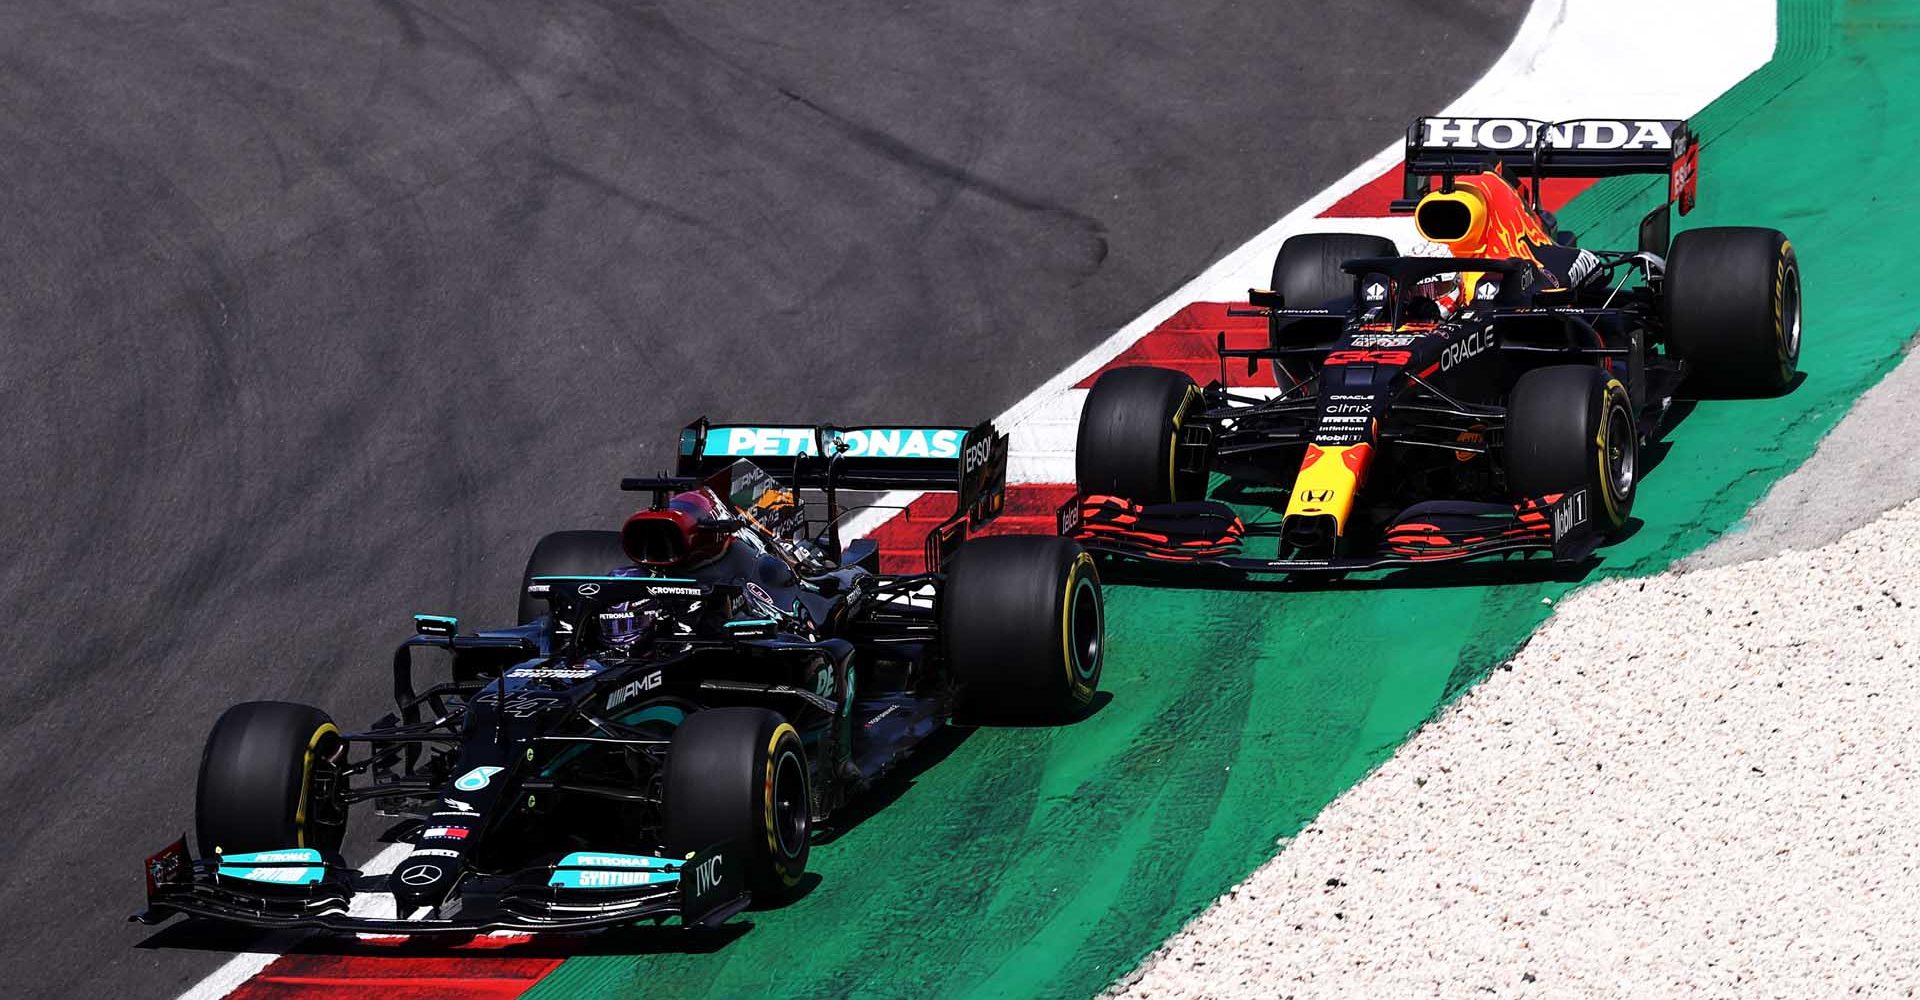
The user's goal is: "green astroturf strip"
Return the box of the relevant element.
[525,4,1917,996]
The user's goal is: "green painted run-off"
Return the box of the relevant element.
[525,3,1919,997]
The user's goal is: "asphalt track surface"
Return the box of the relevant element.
[0,2,1525,997]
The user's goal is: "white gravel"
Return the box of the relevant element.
[1109,499,1920,1000]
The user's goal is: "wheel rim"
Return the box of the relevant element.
[1782,263,1802,362]
[1605,402,1636,501]
[1069,575,1102,681]
[770,748,807,860]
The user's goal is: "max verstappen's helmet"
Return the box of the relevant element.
[622,489,733,569]
[1409,272,1462,320]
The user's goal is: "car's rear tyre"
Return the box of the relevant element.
[196,701,347,858]
[1665,226,1800,396]
[1271,232,1398,322]
[664,707,809,904]
[942,535,1103,723]
[1076,366,1204,504]
[1505,365,1636,536]
[518,529,628,623]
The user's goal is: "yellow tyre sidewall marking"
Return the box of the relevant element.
[1594,377,1631,526]
[1168,385,1199,500]
[294,722,341,848]
[765,722,804,884]
[1775,240,1795,375]
[1059,552,1099,703]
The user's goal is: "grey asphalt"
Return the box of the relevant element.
[0,2,1523,996]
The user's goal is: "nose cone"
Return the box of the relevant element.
[390,837,469,908]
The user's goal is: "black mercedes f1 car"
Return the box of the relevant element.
[1064,115,1801,575]
[137,420,1103,935]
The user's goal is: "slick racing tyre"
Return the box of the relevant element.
[197,701,347,857]
[1665,226,1801,396]
[1505,365,1636,536]
[1272,231,1399,308]
[517,529,628,623]
[664,707,810,903]
[1077,366,1205,504]
[942,535,1103,723]
[1270,232,1399,344]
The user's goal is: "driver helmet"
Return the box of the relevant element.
[622,489,733,569]
[1409,272,1461,320]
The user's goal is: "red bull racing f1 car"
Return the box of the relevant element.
[136,420,1104,935]
[1064,115,1802,575]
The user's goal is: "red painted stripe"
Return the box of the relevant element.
[1075,302,1273,389]
[226,953,563,1000]
[1318,163,1598,218]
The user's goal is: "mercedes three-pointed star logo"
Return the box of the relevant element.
[576,583,601,596]
[399,863,443,886]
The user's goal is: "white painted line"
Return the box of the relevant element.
[172,939,292,1000]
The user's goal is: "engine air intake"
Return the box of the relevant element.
[1414,189,1487,244]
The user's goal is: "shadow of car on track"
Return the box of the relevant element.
[132,918,285,955]
[1091,547,1609,593]
[810,689,1113,848]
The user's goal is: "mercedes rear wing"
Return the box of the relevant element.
[663,418,1010,572]
[676,422,997,488]
[1393,117,1700,237]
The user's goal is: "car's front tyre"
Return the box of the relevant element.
[1076,366,1205,504]
[663,707,810,904]
[196,701,347,858]
[1504,364,1637,536]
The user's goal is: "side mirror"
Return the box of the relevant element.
[414,614,458,638]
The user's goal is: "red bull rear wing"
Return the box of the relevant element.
[1394,116,1699,218]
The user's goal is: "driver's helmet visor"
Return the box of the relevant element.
[1409,273,1462,317]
